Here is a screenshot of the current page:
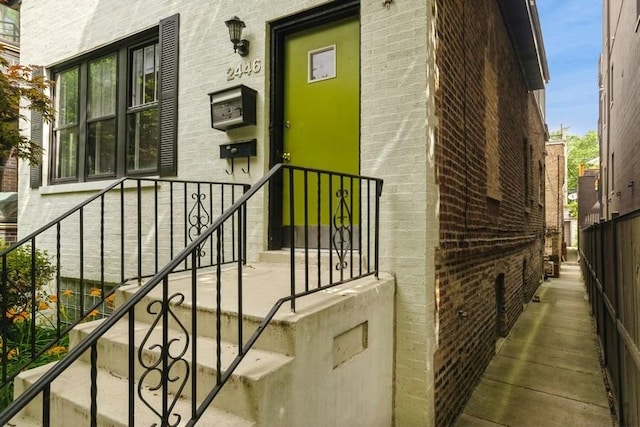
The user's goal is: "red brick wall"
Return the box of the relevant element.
[1,155,19,192]
[544,143,565,233]
[434,0,546,425]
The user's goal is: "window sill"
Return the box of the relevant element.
[39,177,160,196]
[486,189,502,203]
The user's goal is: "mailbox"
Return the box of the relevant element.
[208,85,257,131]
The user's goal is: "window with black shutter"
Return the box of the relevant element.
[43,14,179,186]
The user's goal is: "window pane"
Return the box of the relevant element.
[55,128,77,179]
[131,43,158,107]
[88,55,117,119]
[55,68,78,126]
[87,119,116,176]
[127,108,158,172]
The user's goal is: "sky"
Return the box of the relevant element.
[537,0,602,137]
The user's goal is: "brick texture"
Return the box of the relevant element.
[16,1,548,426]
[601,0,640,217]
[544,141,565,267]
[433,1,546,425]
[1,156,18,192]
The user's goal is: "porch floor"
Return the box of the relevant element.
[124,250,385,324]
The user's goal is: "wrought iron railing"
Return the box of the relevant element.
[0,177,247,404]
[0,164,383,425]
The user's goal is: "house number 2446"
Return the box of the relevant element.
[227,59,262,81]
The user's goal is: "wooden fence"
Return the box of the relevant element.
[581,208,640,426]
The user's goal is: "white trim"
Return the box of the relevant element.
[38,177,160,195]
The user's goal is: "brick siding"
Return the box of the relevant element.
[433,0,546,425]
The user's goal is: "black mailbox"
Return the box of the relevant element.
[219,139,257,159]
[209,85,257,131]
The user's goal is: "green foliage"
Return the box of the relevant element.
[567,200,578,219]
[0,239,65,411]
[0,240,56,318]
[0,48,55,165]
[0,324,69,411]
[564,130,599,193]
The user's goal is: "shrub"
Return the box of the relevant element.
[0,240,56,324]
[0,240,62,411]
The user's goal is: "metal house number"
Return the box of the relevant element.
[227,59,262,81]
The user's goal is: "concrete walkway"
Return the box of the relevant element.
[455,262,613,427]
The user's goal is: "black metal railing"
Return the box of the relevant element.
[580,208,640,427]
[0,164,383,426]
[0,177,247,404]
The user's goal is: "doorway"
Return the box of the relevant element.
[269,1,360,249]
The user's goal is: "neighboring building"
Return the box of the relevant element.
[432,2,548,423]
[544,140,566,276]
[600,0,640,219]
[17,0,548,425]
[0,0,20,242]
[578,165,601,229]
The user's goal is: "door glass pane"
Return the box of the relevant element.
[87,118,116,176]
[55,128,77,179]
[88,55,117,119]
[127,108,158,172]
[55,68,79,126]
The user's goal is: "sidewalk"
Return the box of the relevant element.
[455,262,614,427]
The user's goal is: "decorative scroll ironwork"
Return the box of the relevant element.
[332,189,352,270]
[138,293,190,427]
[188,192,211,257]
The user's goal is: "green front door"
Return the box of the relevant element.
[281,16,360,246]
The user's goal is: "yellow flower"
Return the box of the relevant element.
[89,288,102,297]
[38,301,49,311]
[6,308,28,323]
[62,289,74,297]
[6,348,18,360]
[46,346,67,357]
[105,294,115,309]
[48,295,58,303]
[88,310,99,318]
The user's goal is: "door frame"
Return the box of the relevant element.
[268,0,360,249]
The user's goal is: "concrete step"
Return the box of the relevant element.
[69,318,293,422]
[115,278,297,356]
[12,360,255,427]
[115,260,378,357]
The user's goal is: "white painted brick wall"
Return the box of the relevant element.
[361,1,437,425]
[19,1,439,425]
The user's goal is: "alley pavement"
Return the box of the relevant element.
[455,262,614,427]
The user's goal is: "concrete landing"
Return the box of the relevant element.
[456,262,613,427]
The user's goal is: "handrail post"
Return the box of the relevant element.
[375,180,383,279]
[289,167,296,312]
[137,181,142,282]
[237,204,244,353]
[1,254,6,384]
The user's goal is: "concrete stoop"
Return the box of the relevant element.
[11,258,395,427]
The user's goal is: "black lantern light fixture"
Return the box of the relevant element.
[225,16,249,56]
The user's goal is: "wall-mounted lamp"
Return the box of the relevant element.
[225,16,249,56]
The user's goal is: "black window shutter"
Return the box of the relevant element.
[158,14,179,176]
[30,67,44,188]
